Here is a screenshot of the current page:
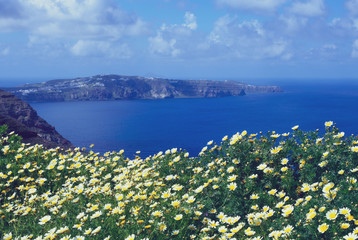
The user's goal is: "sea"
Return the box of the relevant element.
[3,79,358,157]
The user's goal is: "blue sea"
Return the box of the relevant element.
[23,80,358,157]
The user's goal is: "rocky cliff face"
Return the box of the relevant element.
[7,75,282,102]
[0,89,74,149]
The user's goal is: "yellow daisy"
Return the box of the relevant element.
[317,223,329,233]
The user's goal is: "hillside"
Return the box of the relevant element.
[0,122,357,239]
[0,89,73,149]
[6,75,282,102]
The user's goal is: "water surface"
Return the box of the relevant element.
[30,81,358,156]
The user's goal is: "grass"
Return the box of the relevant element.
[0,122,357,240]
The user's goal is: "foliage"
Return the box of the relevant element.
[0,122,357,240]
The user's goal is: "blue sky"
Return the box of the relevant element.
[1,0,358,83]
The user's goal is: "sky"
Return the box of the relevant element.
[1,0,358,84]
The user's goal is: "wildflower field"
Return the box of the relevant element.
[0,122,358,240]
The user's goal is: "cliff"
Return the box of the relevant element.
[6,75,282,102]
[0,89,74,149]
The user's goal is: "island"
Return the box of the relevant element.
[6,75,282,102]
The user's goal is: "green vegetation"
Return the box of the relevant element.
[0,122,357,240]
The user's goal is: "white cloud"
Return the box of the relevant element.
[71,40,131,58]
[0,0,148,39]
[239,20,265,36]
[216,0,286,12]
[305,43,338,59]
[352,40,358,58]
[289,0,325,17]
[0,0,147,59]
[1,47,10,56]
[0,0,354,65]
[262,41,288,58]
[353,19,358,31]
[205,15,291,59]
[208,16,265,47]
[278,15,308,33]
[148,12,197,57]
[345,0,358,16]
[329,17,344,29]
[148,34,180,57]
[327,17,358,40]
[323,44,337,50]
[183,12,197,30]
[328,17,354,33]
[281,52,293,60]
